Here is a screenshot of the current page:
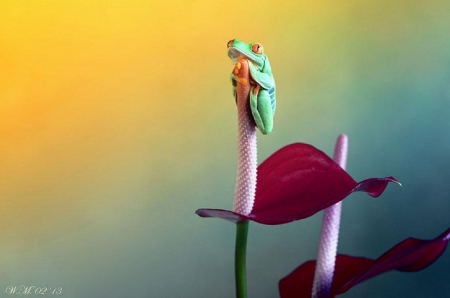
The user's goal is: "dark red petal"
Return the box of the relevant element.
[278,256,373,298]
[196,208,245,224]
[351,177,400,197]
[279,228,450,298]
[196,143,399,225]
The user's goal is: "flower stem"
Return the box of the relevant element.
[235,220,249,298]
[231,58,256,298]
[311,134,348,298]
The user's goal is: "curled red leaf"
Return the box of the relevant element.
[196,143,399,225]
[279,228,450,297]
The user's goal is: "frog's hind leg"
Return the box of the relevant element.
[249,86,273,135]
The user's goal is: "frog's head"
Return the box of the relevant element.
[227,39,267,71]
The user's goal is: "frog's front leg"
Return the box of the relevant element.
[248,62,273,90]
[230,73,237,100]
[249,84,274,135]
[230,61,249,101]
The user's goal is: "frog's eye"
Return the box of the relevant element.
[227,39,234,48]
[251,43,263,54]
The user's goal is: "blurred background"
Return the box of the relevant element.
[1,1,449,297]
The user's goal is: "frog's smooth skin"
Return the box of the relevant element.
[227,39,276,135]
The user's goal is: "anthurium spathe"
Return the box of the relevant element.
[279,228,450,298]
[196,143,399,225]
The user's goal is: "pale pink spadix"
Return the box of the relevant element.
[312,134,348,298]
[232,58,257,216]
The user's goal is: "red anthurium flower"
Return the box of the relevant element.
[279,228,450,298]
[196,143,399,225]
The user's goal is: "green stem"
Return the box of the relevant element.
[235,220,249,298]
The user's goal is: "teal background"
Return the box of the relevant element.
[1,1,449,297]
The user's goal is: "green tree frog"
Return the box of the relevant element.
[227,39,276,135]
